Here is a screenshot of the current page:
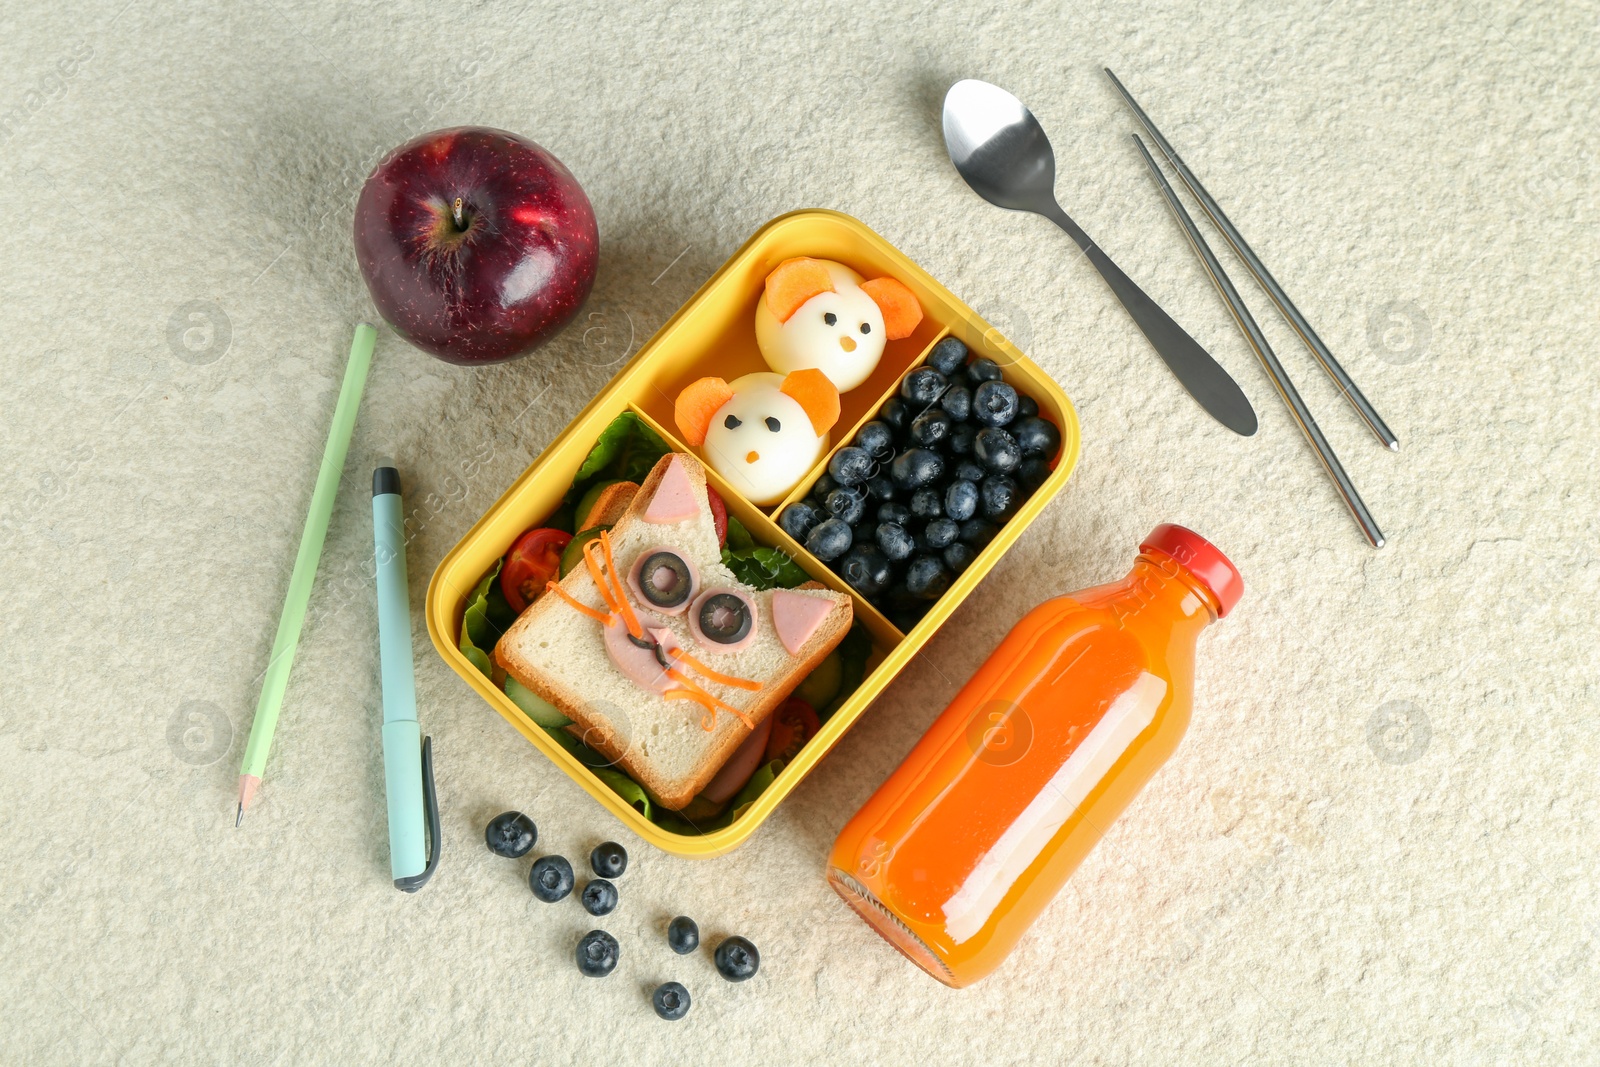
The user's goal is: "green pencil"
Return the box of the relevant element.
[236,323,377,826]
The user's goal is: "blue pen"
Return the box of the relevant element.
[372,466,439,891]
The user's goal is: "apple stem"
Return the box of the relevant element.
[452,197,466,231]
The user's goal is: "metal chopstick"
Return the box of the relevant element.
[1105,67,1400,453]
[1131,135,1385,548]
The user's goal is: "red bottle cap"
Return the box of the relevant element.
[1140,524,1244,617]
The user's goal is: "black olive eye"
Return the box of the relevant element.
[724,414,741,429]
[634,550,694,610]
[764,417,781,432]
[695,592,753,645]
[824,312,837,326]
[860,322,871,335]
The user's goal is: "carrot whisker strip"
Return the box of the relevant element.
[544,581,612,625]
[598,530,644,638]
[582,536,643,639]
[662,689,719,732]
[666,669,756,730]
[665,647,761,691]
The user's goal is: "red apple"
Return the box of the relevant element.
[353,127,599,365]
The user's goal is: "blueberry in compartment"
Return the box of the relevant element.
[875,522,915,561]
[829,446,873,487]
[825,488,867,526]
[1011,416,1061,458]
[924,518,960,549]
[840,544,892,597]
[778,500,823,542]
[972,381,1019,427]
[1016,394,1039,419]
[866,475,897,503]
[855,420,895,460]
[926,336,969,376]
[529,855,575,902]
[891,448,944,489]
[939,384,972,422]
[960,518,999,546]
[590,841,628,878]
[877,501,911,527]
[878,396,911,431]
[974,427,1021,473]
[945,480,979,522]
[944,542,977,573]
[805,517,853,561]
[953,458,985,485]
[910,488,943,519]
[576,930,619,978]
[667,915,700,955]
[1018,455,1051,492]
[485,811,537,858]
[582,878,618,916]
[714,936,761,982]
[909,409,952,448]
[981,475,1020,521]
[901,367,949,408]
[905,555,951,600]
[653,981,691,1021]
[966,357,1004,385]
[813,472,838,497]
[947,425,976,456]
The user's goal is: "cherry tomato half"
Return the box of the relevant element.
[501,527,573,613]
[706,484,728,547]
[765,697,820,764]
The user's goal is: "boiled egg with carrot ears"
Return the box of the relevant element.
[674,369,840,506]
[755,258,923,393]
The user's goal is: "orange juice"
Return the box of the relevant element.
[827,524,1243,986]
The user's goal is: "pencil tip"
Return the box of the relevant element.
[235,804,244,828]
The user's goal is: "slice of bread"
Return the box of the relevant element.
[578,481,638,530]
[495,453,852,809]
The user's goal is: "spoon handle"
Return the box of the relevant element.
[1041,203,1258,437]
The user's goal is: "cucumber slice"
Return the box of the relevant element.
[505,677,572,729]
[794,651,842,711]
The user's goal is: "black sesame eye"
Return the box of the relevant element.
[860,323,871,334]
[764,417,781,432]
[724,414,741,429]
[824,312,837,326]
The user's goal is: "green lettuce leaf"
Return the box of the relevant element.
[460,559,505,678]
[724,512,755,552]
[721,546,809,590]
[566,411,671,511]
[821,621,873,722]
[538,725,654,821]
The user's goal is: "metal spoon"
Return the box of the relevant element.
[942,79,1258,437]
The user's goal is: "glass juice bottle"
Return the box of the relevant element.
[828,524,1243,987]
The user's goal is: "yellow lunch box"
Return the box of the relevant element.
[425,208,1081,857]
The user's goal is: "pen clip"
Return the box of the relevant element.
[394,735,441,893]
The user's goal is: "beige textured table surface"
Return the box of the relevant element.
[3,2,1596,1063]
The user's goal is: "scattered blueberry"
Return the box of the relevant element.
[946,425,976,455]
[866,475,897,502]
[1016,394,1039,419]
[876,523,915,561]
[1011,416,1061,458]
[972,381,1019,427]
[529,855,575,902]
[953,459,986,484]
[877,501,911,527]
[653,981,691,1021]
[944,480,979,522]
[926,336,969,376]
[905,556,951,600]
[1018,455,1051,491]
[974,427,1021,473]
[576,930,619,978]
[901,368,948,407]
[778,501,822,542]
[910,488,943,519]
[805,518,852,562]
[667,915,700,955]
[960,519,999,546]
[878,396,910,430]
[840,544,892,597]
[825,488,867,525]
[891,448,944,489]
[924,518,960,549]
[909,409,951,448]
[485,811,537,858]
[829,446,873,486]
[981,475,1020,520]
[938,383,973,422]
[855,421,895,459]
[966,357,1004,385]
[714,936,761,982]
[581,878,618,916]
[590,841,628,879]
[944,542,978,573]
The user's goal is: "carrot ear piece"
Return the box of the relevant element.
[860,277,923,340]
[674,377,734,446]
[779,368,840,436]
[765,258,835,323]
